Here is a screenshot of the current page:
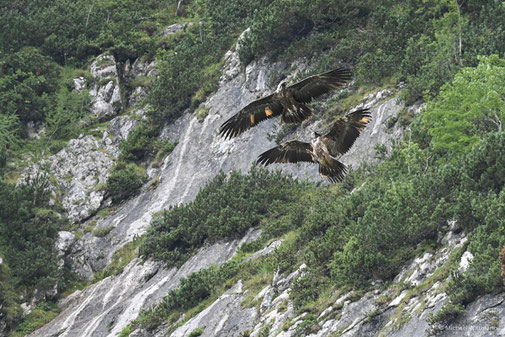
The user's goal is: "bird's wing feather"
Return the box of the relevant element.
[319,158,347,183]
[323,108,372,156]
[257,140,313,166]
[289,67,352,103]
[219,94,283,139]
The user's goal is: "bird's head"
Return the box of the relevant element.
[276,81,287,93]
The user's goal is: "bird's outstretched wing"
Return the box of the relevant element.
[257,140,313,166]
[319,158,347,183]
[219,95,283,139]
[323,108,372,156]
[289,67,352,103]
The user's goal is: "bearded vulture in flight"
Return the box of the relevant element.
[219,67,352,139]
[256,108,371,183]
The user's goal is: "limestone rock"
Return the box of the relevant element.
[161,22,194,37]
[25,121,45,140]
[90,54,117,79]
[27,231,261,337]
[89,79,122,121]
[458,251,474,273]
[56,231,75,268]
[171,281,256,337]
[88,54,122,121]
[107,114,140,145]
[49,135,116,223]
[73,77,86,92]
[125,59,158,106]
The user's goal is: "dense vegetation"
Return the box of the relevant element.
[148,0,505,121]
[0,174,68,331]
[3,0,505,158]
[140,168,309,266]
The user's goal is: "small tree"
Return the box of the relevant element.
[0,113,20,167]
[418,55,505,157]
[44,86,90,140]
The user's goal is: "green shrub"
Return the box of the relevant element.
[291,271,329,311]
[105,162,147,204]
[45,86,90,140]
[0,47,60,122]
[148,28,224,123]
[0,0,171,66]
[0,178,63,290]
[295,313,319,336]
[188,328,204,337]
[426,302,465,336]
[11,301,59,337]
[140,168,304,266]
[92,226,115,238]
[416,55,505,157]
[93,236,144,281]
[0,113,20,167]
[458,131,505,195]
[119,123,158,162]
[0,262,23,330]
[152,140,178,167]
[447,188,505,305]
[137,260,240,330]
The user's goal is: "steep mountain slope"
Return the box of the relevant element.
[25,38,408,336]
[140,225,505,337]
[2,2,505,336]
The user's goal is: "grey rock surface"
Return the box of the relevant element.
[155,221,505,337]
[107,112,142,146]
[25,55,152,225]
[161,22,194,36]
[170,281,257,337]
[125,58,158,107]
[89,54,122,121]
[49,135,116,223]
[440,294,505,337]
[27,230,260,337]
[56,231,75,267]
[20,132,117,225]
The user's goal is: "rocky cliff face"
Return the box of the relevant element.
[24,33,504,337]
[116,223,505,337]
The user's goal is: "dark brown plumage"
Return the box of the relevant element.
[219,67,352,139]
[257,108,371,183]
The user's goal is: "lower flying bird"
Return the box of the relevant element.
[219,67,352,139]
[256,108,371,183]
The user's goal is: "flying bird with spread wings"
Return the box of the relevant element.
[219,67,352,139]
[256,108,371,183]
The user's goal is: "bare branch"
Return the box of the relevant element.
[85,4,94,28]
[494,111,502,132]
[175,0,185,17]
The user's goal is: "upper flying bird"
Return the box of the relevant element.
[256,108,371,183]
[219,67,352,139]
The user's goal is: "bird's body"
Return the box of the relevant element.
[311,137,332,168]
[272,82,312,123]
[219,67,352,139]
[257,108,371,183]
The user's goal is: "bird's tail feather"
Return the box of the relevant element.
[319,159,347,183]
